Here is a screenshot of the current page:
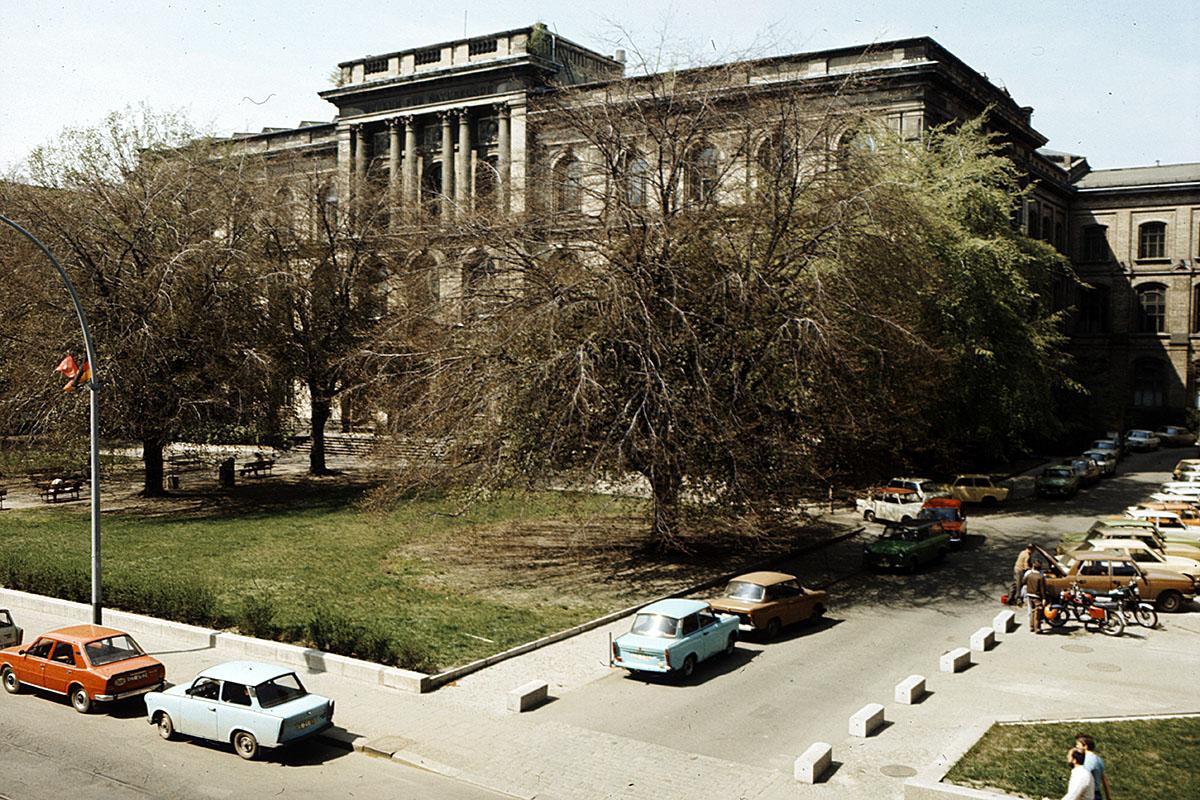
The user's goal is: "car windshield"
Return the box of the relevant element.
[255,673,308,709]
[1092,441,1115,449]
[1044,468,1072,478]
[881,527,919,541]
[630,613,678,638]
[920,507,957,522]
[84,634,145,666]
[723,581,765,602]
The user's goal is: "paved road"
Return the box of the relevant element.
[0,677,507,800]
[524,446,1200,776]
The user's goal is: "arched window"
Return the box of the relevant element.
[552,154,583,214]
[1135,283,1167,333]
[625,153,648,208]
[685,144,719,204]
[1132,359,1165,408]
[1138,221,1167,259]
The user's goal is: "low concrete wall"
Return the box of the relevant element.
[507,680,549,712]
[0,588,430,693]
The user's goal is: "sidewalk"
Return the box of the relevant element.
[5,590,1197,800]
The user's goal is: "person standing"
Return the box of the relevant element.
[1076,733,1113,800]
[1025,559,1047,633]
[1011,544,1035,605]
[1061,748,1095,800]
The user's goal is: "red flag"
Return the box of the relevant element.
[55,354,79,380]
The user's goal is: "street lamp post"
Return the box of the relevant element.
[0,214,103,624]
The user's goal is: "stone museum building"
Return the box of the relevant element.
[230,24,1199,428]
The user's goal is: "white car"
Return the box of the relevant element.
[0,610,21,649]
[885,477,946,500]
[856,488,925,524]
[145,661,334,760]
[1124,429,1161,451]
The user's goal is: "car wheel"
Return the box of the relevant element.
[1,666,19,694]
[724,634,736,656]
[863,510,875,522]
[900,515,913,525]
[1156,590,1183,614]
[678,655,697,680]
[156,712,175,740]
[812,603,826,619]
[766,617,782,638]
[233,730,259,760]
[70,685,91,714]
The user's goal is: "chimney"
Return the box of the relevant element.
[614,48,626,64]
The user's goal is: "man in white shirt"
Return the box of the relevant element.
[1062,748,1096,800]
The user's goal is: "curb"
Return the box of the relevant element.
[425,525,865,690]
[0,588,430,693]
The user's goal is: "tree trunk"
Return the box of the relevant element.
[142,437,166,497]
[309,397,331,475]
[648,460,683,551]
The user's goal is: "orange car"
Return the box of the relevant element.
[709,572,827,637]
[1,625,165,713]
[920,497,968,543]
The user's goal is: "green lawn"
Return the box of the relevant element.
[0,486,665,672]
[945,717,1200,800]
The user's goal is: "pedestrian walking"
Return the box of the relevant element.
[1025,559,1047,633]
[1011,543,1035,605]
[1075,733,1113,800]
[1061,747,1096,800]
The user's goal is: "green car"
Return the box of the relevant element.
[1035,466,1080,498]
[863,521,951,572]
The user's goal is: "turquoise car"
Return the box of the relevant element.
[610,599,739,678]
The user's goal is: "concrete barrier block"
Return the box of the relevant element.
[794,742,832,783]
[940,647,971,673]
[970,627,996,652]
[992,609,1016,635]
[894,674,926,704]
[849,702,885,737]
[507,680,549,712]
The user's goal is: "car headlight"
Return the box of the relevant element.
[114,677,126,687]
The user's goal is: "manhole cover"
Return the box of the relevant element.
[880,765,918,778]
[1087,662,1121,673]
[1061,644,1093,654]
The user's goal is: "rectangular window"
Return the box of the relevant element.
[1082,225,1109,262]
[469,38,498,56]
[1077,286,1110,334]
[1139,222,1167,259]
[414,48,441,66]
[364,58,388,75]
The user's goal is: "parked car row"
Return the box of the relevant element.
[610,571,828,679]
[0,621,332,760]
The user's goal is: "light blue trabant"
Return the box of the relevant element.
[610,598,739,678]
[145,661,334,760]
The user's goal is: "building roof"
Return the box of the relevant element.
[197,660,295,684]
[638,598,709,618]
[1074,162,1200,190]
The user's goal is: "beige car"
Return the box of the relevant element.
[1070,539,1200,575]
[947,474,1009,505]
[708,572,827,638]
[1037,547,1197,613]
[1172,459,1200,480]
[1058,522,1200,560]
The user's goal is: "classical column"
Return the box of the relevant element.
[387,119,401,224]
[456,108,471,213]
[352,124,367,185]
[440,112,454,207]
[401,116,416,208]
[496,103,511,214]
[335,124,353,216]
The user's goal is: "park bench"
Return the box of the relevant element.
[239,458,275,478]
[37,480,83,503]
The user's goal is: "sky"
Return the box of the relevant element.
[2,1,1197,172]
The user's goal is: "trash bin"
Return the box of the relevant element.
[219,457,236,488]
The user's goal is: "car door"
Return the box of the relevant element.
[218,680,257,740]
[0,611,18,648]
[693,611,723,659]
[779,580,811,623]
[1109,561,1139,592]
[1074,560,1110,593]
[18,637,54,688]
[678,613,702,660]
[41,641,80,695]
[180,677,221,740]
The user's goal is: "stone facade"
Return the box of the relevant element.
[238,25,1196,429]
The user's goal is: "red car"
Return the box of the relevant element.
[919,498,968,543]
[1,625,165,713]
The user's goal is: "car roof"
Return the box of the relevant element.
[37,625,132,645]
[729,571,797,586]
[197,661,297,684]
[1127,509,1180,519]
[890,476,932,483]
[953,473,993,479]
[1086,539,1152,550]
[638,598,709,618]
[879,486,916,495]
[922,497,961,508]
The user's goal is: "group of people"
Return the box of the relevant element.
[1009,543,1052,633]
[1062,733,1112,800]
